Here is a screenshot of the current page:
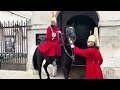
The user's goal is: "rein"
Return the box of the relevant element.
[58,32,75,61]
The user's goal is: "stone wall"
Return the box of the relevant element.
[103,67,120,79]
[99,26,120,79]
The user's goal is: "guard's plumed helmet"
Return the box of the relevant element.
[93,27,99,47]
[87,35,96,42]
[51,17,57,22]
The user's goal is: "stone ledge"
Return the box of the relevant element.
[99,20,120,26]
[103,67,120,79]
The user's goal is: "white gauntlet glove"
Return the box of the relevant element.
[57,31,61,34]
[52,32,56,40]
[69,40,73,44]
[70,44,75,48]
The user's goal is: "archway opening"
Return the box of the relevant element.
[67,15,97,65]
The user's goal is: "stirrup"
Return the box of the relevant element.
[52,61,57,66]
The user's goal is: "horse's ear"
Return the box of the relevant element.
[72,23,74,28]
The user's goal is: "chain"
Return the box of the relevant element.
[62,44,75,61]
[58,28,76,62]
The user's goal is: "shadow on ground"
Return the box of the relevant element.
[57,66,86,79]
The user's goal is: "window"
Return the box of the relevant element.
[5,36,15,52]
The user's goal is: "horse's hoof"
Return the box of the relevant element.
[47,77,50,79]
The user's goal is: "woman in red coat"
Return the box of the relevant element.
[70,35,103,79]
[38,17,63,57]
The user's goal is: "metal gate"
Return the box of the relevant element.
[0,20,28,71]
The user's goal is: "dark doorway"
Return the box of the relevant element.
[67,15,97,65]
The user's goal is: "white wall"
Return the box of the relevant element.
[31,11,51,25]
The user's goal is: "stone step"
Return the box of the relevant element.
[72,64,86,67]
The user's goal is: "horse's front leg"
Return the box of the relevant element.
[43,61,50,79]
[62,56,72,79]
[37,58,43,79]
[62,59,69,79]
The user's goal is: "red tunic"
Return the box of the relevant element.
[38,26,63,56]
[73,47,103,79]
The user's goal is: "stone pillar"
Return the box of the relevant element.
[99,22,120,78]
[27,11,50,71]
[0,29,2,53]
[27,11,57,77]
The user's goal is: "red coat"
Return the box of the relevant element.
[38,26,63,56]
[73,47,103,79]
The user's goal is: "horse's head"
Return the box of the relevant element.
[66,27,76,43]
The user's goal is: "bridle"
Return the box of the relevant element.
[58,27,76,61]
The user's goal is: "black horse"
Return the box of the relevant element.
[60,27,76,79]
[32,26,76,79]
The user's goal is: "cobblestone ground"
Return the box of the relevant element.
[0,66,85,79]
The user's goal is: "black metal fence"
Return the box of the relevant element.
[0,20,28,71]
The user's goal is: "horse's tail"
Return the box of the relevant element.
[32,47,38,70]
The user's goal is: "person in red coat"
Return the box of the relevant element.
[38,16,64,65]
[70,35,103,79]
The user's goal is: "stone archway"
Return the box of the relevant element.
[57,11,99,65]
[56,11,99,79]
[56,11,99,31]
